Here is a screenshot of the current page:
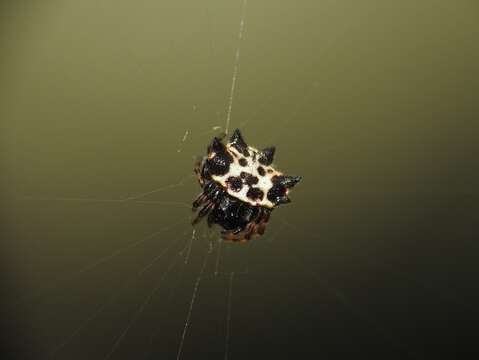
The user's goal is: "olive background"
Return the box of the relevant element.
[1,1,478,359]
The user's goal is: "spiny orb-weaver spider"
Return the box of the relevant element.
[192,129,301,242]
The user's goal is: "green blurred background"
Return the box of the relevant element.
[1,0,478,359]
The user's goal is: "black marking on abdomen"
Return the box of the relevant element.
[245,174,259,186]
[226,176,243,192]
[267,184,286,203]
[206,152,233,176]
[247,187,264,201]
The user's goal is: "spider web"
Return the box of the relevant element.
[4,1,475,359]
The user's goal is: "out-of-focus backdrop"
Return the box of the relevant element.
[2,1,478,359]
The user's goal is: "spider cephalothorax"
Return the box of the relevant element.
[192,129,301,242]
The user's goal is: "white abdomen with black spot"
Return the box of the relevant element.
[211,144,282,208]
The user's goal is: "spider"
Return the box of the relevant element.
[192,129,301,242]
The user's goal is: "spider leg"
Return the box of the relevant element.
[192,193,207,210]
[257,220,267,235]
[221,228,247,242]
[257,208,271,235]
[232,226,243,235]
[220,226,243,237]
[244,222,256,241]
[192,202,215,225]
[223,222,256,242]
[250,208,264,236]
[254,207,264,224]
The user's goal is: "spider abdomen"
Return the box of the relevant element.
[192,129,300,242]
